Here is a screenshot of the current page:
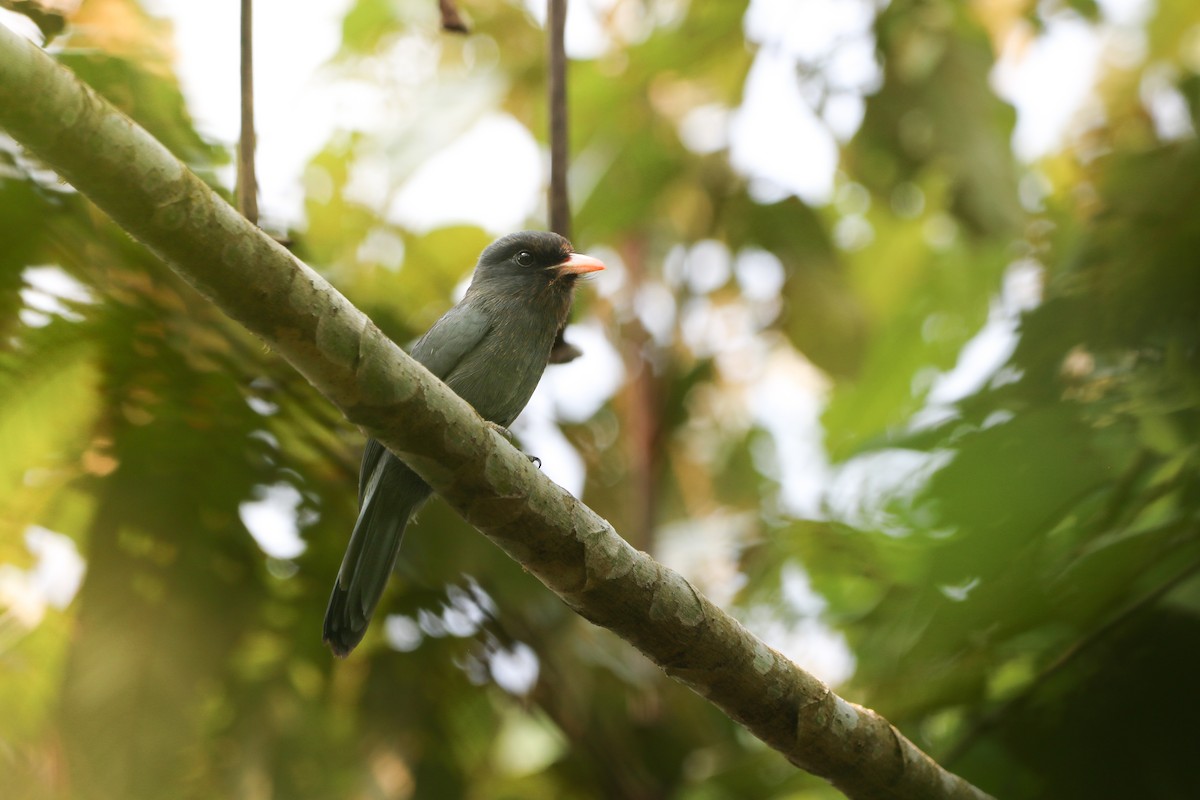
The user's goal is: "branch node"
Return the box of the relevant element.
[438,0,470,34]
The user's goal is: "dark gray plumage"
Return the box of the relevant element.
[323,231,604,656]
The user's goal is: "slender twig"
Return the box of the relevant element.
[547,0,570,241]
[942,552,1200,767]
[237,0,258,224]
[546,0,577,363]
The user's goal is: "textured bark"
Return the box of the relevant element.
[0,25,994,800]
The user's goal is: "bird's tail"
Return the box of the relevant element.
[323,483,428,657]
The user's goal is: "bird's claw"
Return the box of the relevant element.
[485,421,541,468]
[484,422,542,465]
[484,421,515,441]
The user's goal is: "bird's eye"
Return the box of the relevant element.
[515,251,534,267]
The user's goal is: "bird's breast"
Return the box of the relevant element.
[445,316,560,427]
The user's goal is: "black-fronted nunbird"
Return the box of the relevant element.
[323,231,604,656]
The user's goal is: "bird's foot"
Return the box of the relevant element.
[484,421,541,468]
[484,420,515,440]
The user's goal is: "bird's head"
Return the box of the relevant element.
[468,231,604,297]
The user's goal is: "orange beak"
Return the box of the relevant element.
[555,252,605,276]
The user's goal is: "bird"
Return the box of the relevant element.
[323,231,605,657]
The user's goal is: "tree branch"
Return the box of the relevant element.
[0,25,993,800]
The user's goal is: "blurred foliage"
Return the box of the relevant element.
[2,1,1199,799]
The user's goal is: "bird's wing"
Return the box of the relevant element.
[355,305,489,503]
[357,438,387,505]
[409,303,492,380]
[333,304,491,654]
[329,453,431,656]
